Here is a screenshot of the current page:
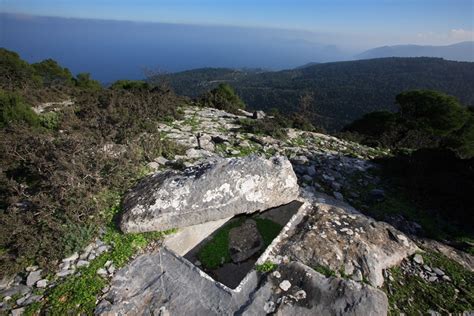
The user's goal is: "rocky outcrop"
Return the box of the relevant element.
[278,202,418,287]
[120,155,299,233]
[240,262,388,316]
[95,249,388,315]
[229,219,263,263]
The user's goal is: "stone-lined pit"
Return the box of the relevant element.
[164,201,303,289]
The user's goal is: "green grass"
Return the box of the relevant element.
[254,218,283,247]
[384,251,474,314]
[256,261,277,273]
[197,217,283,270]
[197,218,245,269]
[313,264,336,277]
[28,197,176,315]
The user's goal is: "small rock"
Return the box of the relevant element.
[63,252,79,262]
[56,270,74,277]
[11,308,25,316]
[194,260,201,266]
[96,245,109,255]
[433,268,445,276]
[97,268,108,277]
[423,265,432,272]
[16,294,29,306]
[413,254,424,265]
[428,276,438,282]
[352,269,363,282]
[333,192,344,200]
[36,279,48,288]
[24,294,42,305]
[76,260,89,268]
[107,265,116,275]
[0,275,15,290]
[263,301,276,314]
[272,271,281,279]
[104,260,113,268]
[25,265,39,272]
[279,280,291,291]
[442,275,451,282]
[26,269,42,287]
[294,290,307,301]
[306,165,316,176]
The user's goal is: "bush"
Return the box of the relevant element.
[74,73,102,90]
[197,83,245,114]
[32,59,74,87]
[0,86,186,277]
[110,80,150,91]
[342,90,473,158]
[397,90,468,136]
[0,90,40,128]
[0,48,42,90]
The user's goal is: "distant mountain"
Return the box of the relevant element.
[357,42,474,62]
[164,57,474,131]
[294,62,320,69]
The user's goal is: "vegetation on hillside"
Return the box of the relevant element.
[196,83,246,114]
[0,48,186,277]
[164,58,474,130]
[343,90,473,158]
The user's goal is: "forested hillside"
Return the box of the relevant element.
[163,57,474,130]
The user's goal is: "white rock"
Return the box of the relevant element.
[26,270,42,287]
[279,280,291,291]
[36,279,48,288]
[272,271,281,279]
[76,260,90,268]
[264,301,276,314]
[62,252,79,262]
[413,254,424,265]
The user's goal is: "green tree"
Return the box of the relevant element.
[197,83,245,113]
[74,73,102,90]
[396,90,468,136]
[0,48,41,90]
[32,59,73,86]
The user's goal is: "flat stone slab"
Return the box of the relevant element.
[120,155,299,233]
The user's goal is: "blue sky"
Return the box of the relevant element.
[2,0,473,46]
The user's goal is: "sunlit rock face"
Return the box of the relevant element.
[120,155,299,233]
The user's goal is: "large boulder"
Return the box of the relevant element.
[240,262,388,316]
[278,203,418,287]
[120,155,299,233]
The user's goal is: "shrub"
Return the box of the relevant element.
[32,59,74,87]
[74,73,102,90]
[397,90,468,136]
[197,83,245,114]
[110,80,150,91]
[0,90,40,128]
[0,48,41,90]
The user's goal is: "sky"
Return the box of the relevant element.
[1,1,473,81]
[2,0,473,46]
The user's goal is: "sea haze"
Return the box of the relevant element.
[0,13,351,82]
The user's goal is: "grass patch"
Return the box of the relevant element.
[29,198,176,315]
[384,251,474,314]
[254,218,283,247]
[197,218,245,269]
[313,264,336,278]
[256,261,277,273]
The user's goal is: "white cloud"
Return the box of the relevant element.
[449,29,474,41]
